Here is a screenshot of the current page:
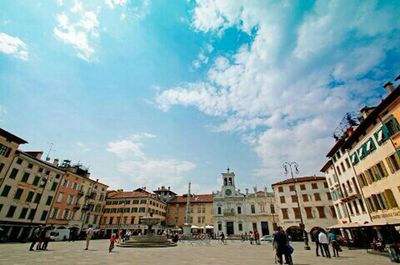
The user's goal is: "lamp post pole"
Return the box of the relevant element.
[282,161,310,250]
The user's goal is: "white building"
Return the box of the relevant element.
[213,169,279,237]
[272,176,337,241]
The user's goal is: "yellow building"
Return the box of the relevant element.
[0,150,64,241]
[0,129,27,186]
[166,194,213,229]
[344,82,400,228]
[101,188,166,236]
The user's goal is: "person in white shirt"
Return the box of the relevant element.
[85,225,94,250]
[318,231,331,258]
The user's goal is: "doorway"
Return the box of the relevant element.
[226,222,234,235]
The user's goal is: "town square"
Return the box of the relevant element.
[1,0,400,264]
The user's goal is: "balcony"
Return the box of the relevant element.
[73,203,81,210]
[223,209,235,217]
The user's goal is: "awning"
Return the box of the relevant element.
[205,225,214,229]
[328,218,400,229]
[327,222,363,229]
[191,225,202,229]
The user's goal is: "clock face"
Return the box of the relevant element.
[225,189,232,196]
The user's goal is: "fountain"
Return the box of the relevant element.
[117,216,177,248]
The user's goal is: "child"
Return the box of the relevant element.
[109,234,117,253]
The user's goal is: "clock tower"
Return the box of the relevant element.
[222,168,235,197]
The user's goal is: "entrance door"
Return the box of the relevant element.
[261,222,269,235]
[226,222,234,235]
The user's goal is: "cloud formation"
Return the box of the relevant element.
[53,1,100,61]
[156,0,400,180]
[0,32,28,60]
[107,133,196,193]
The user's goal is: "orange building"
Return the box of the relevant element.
[100,188,166,237]
[166,194,213,228]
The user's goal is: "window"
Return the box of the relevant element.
[385,117,400,136]
[302,194,309,202]
[238,223,243,231]
[217,207,221,214]
[34,194,41,203]
[293,207,301,219]
[109,217,114,225]
[38,167,43,173]
[314,193,321,201]
[1,185,11,197]
[305,207,313,218]
[62,179,68,187]
[317,206,326,218]
[28,209,36,220]
[341,162,346,172]
[9,168,18,179]
[130,216,135,224]
[336,166,341,175]
[348,202,354,215]
[329,206,337,218]
[63,209,69,219]
[218,223,222,231]
[345,158,351,169]
[289,185,295,191]
[46,196,53,206]
[51,182,58,191]
[41,210,48,221]
[280,196,286,203]
[326,192,332,200]
[67,195,73,204]
[6,205,16,218]
[14,188,23,200]
[237,206,242,214]
[0,163,4,174]
[323,182,328,188]
[281,208,289,219]
[45,170,50,175]
[291,195,298,203]
[300,184,306,190]
[26,191,34,202]
[278,186,283,192]
[28,163,33,169]
[57,193,63,203]
[251,204,256,214]
[312,183,318,189]
[385,189,398,208]
[16,158,22,164]
[359,199,366,212]
[50,208,58,219]
[19,208,28,219]
[21,172,30,183]
[271,204,275,214]
[0,144,10,156]
[387,153,400,173]
[32,176,40,186]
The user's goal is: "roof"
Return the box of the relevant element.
[320,160,333,173]
[343,84,400,149]
[106,190,162,201]
[0,128,28,144]
[167,194,213,204]
[271,176,326,187]
[326,138,345,157]
[153,186,177,195]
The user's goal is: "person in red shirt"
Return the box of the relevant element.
[109,234,117,253]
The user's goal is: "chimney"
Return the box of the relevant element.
[384,82,395,94]
[53,158,59,166]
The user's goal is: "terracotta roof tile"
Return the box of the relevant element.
[167,194,213,204]
[271,176,326,187]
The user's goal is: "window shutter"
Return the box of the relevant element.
[379,161,389,177]
[395,152,400,169]
[5,148,11,158]
[382,124,390,140]
[386,157,395,174]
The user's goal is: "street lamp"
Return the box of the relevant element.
[282,161,310,250]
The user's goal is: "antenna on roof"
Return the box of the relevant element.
[46,143,55,161]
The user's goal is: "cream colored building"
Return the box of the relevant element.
[0,150,64,241]
[343,83,400,225]
[0,129,27,186]
[272,176,337,240]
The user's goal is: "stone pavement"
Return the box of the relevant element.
[0,239,392,265]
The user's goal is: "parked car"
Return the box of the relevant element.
[260,235,273,242]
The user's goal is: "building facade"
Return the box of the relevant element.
[343,83,400,226]
[272,176,337,240]
[100,188,166,236]
[212,169,278,237]
[0,150,64,241]
[166,193,213,229]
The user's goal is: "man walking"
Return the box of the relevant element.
[318,230,331,258]
[273,227,290,265]
[312,229,324,257]
[84,225,94,250]
[328,230,339,257]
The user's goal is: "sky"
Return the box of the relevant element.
[1,0,399,195]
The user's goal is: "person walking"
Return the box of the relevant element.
[328,230,339,257]
[319,230,331,258]
[312,229,324,257]
[254,230,260,245]
[29,225,42,251]
[109,234,117,253]
[273,227,291,265]
[84,225,94,250]
[249,231,254,245]
[41,226,52,250]
[220,231,226,244]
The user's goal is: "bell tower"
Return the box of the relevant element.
[221,168,235,196]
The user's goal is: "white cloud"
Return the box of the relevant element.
[0,32,29,60]
[192,43,214,69]
[105,0,128,9]
[0,105,8,122]
[77,141,91,152]
[53,2,99,61]
[107,133,196,192]
[105,0,151,21]
[156,0,399,181]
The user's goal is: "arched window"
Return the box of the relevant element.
[218,207,221,214]
[237,206,242,214]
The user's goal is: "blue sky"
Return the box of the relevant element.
[1,0,399,194]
